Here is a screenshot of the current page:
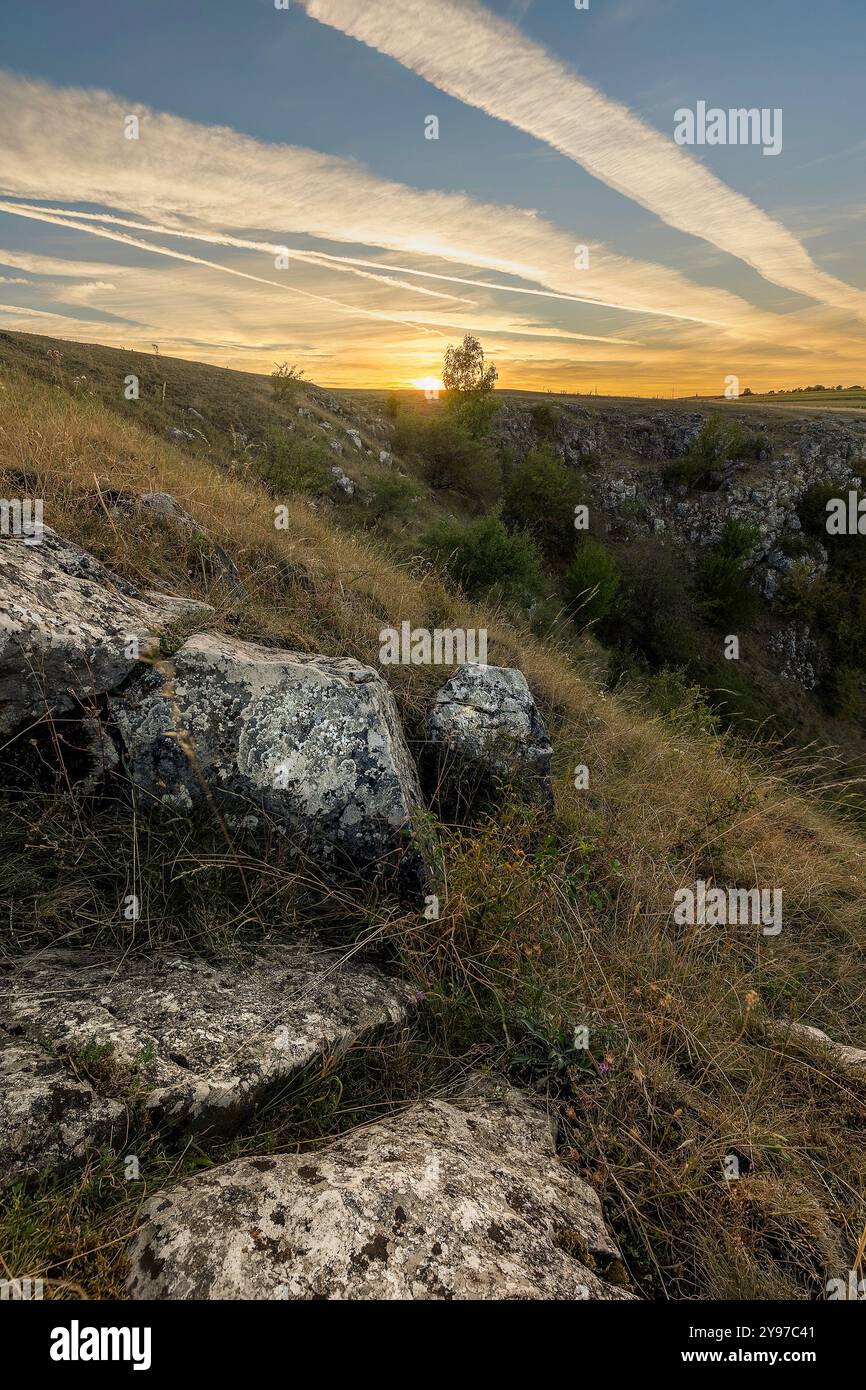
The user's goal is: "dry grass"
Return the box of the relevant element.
[1,367,864,1300]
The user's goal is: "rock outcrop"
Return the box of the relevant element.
[0,942,414,1182]
[0,529,207,737]
[426,663,552,808]
[109,632,426,887]
[126,1082,633,1300]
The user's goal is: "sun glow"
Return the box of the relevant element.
[411,375,445,392]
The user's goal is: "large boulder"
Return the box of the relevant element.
[126,1081,634,1300]
[109,633,426,887]
[0,942,415,1183]
[0,528,207,737]
[425,664,552,809]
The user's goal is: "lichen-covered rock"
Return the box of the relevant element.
[108,633,426,887]
[426,664,552,806]
[0,1035,127,1185]
[765,1019,866,1069]
[0,943,414,1167]
[126,1082,634,1300]
[0,528,208,737]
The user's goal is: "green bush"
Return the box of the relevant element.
[693,521,760,628]
[419,512,544,603]
[393,412,499,503]
[646,667,720,736]
[607,543,701,670]
[501,444,588,559]
[257,431,331,494]
[367,472,420,523]
[529,401,561,442]
[566,537,620,624]
[445,389,501,441]
[666,414,756,488]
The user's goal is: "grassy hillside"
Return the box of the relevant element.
[1,338,865,1301]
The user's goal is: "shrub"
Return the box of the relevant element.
[419,512,544,603]
[367,472,420,523]
[257,430,331,494]
[693,521,760,628]
[529,401,561,442]
[393,412,499,504]
[666,414,755,488]
[646,667,720,736]
[270,362,305,404]
[566,537,620,624]
[502,444,588,559]
[445,389,501,441]
[607,542,701,669]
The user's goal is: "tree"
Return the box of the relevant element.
[442,334,498,394]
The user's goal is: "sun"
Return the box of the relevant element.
[410,375,445,393]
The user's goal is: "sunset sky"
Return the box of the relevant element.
[1,0,864,393]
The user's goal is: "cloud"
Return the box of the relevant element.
[0,71,800,338]
[298,0,866,317]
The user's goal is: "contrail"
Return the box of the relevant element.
[1,201,651,329]
[0,200,637,347]
[0,200,444,338]
[299,0,866,318]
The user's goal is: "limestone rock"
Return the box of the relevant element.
[126,1082,634,1300]
[0,943,415,1162]
[765,1019,866,1069]
[0,528,208,737]
[426,664,552,805]
[109,633,426,886]
[0,1035,127,1185]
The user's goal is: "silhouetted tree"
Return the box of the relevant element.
[442,334,498,394]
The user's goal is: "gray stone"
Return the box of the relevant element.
[0,942,415,1175]
[330,465,355,497]
[126,1081,634,1300]
[109,633,426,886]
[0,529,208,737]
[765,1019,866,1069]
[426,664,552,803]
[0,1035,127,1185]
[166,427,194,444]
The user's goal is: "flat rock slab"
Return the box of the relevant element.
[0,1036,128,1186]
[126,1082,634,1300]
[109,632,426,887]
[0,943,415,1183]
[0,527,208,737]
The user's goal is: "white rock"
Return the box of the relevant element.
[126,1081,634,1300]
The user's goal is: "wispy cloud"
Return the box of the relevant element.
[298,0,866,317]
[0,71,798,338]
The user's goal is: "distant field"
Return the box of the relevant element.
[697,388,866,410]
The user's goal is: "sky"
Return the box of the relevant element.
[0,0,864,394]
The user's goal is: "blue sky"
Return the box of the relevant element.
[0,0,863,390]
